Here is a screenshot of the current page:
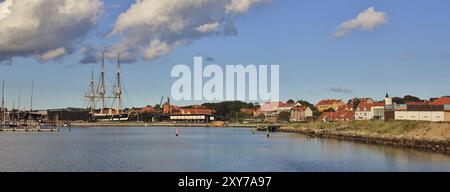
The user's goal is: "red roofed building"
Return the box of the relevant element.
[320,110,355,122]
[139,106,158,114]
[163,104,181,114]
[338,104,354,112]
[355,102,385,120]
[260,102,297,122]
[290,106,313,122]
[180,108,214,115]
[433,97,450,106]
[348,98,375,106]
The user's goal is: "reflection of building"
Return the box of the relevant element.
[290,106,313,122]
[316,99,345,112]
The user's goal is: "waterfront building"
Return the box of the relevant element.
[320,106,355,122]
[290,106,313,122]
[355,102,385,120]
[395,104,445,122]
[385,95,450,122]
[180,108,214,115]
[47,108,90,122]
[260,102,296,122]
[163,104,182,114]
[139,106,158,114]
[316,99,346,112]
[169,114,220,123]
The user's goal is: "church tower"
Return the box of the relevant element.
[385,92,393,106]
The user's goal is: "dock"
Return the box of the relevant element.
[0,127,59,132]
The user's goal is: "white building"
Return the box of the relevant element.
[355,102,385,120]
[395,111,445,122]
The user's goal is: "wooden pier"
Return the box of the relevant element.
[0,128,59,132]
[0,126,60,132]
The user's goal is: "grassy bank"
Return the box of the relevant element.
[281,121,450,154]
[286,121,450,139]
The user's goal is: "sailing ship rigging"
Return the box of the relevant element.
[85,52,129,122]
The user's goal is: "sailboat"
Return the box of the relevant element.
[85,52,130,122]
[1,80,6,127]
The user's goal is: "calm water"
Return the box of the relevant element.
[0,127,449,172]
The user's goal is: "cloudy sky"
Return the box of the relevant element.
[0,0,449,109]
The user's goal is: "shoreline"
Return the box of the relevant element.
[70,121,450,155]
[69,122,258,128]
[278,126,450,155]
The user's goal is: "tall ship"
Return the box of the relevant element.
[85,52,129,122]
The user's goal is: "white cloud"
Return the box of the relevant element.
[226,0,265,14]
[109,0,267,62]
[333,7,387,38]
[143,40,173,60]
[0,0,103,62]
[40,47,66,61]
[196,22,220,33]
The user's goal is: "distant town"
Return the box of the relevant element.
[2,84,450,126]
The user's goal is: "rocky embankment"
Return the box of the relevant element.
[280,121,450,155]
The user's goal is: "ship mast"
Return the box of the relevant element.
[1,80,5,125]
[30,81,34,112]
[98,52,106,114]
[114,52,122,115]
[85,64,96,114]
[17,90,20,123]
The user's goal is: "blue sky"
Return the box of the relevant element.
[0,0,449,109]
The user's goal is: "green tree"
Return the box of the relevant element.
[296,100,314,108]
[403,95,422,103]
[352,100,361,111]
[202,101,257,119]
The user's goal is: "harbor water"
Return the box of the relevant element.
[0,127,449,172]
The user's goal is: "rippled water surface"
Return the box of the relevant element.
[0,127,449,172]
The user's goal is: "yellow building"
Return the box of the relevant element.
[316,99,346,112]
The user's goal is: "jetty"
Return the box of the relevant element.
[0,128,59,132]
[0,124,59,132]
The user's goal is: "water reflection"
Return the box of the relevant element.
[0,127,449,172]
